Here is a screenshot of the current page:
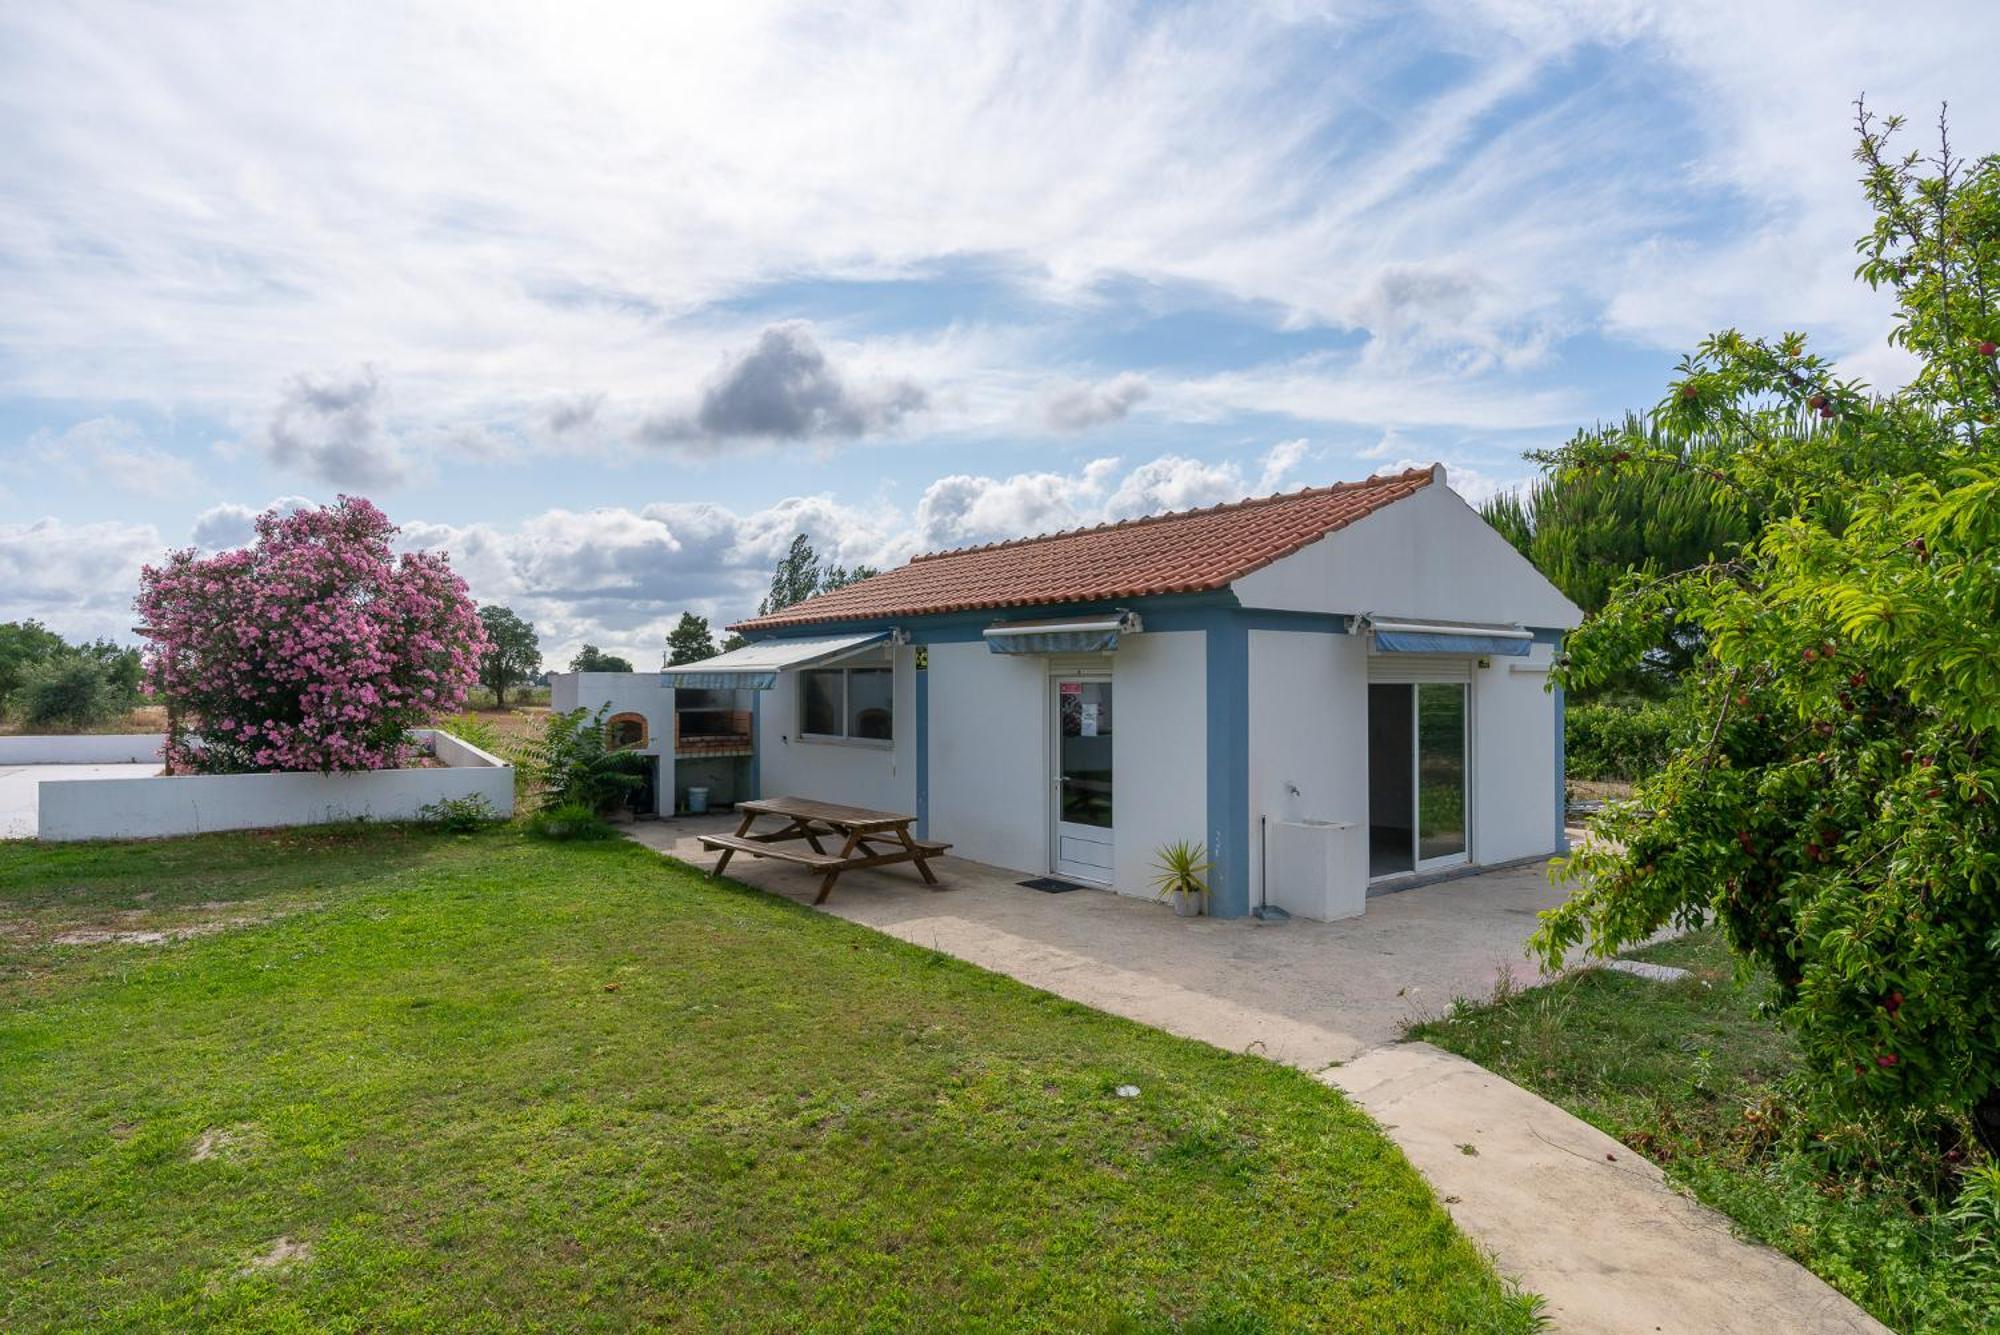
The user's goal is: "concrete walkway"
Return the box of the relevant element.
[629,816,1886,1334]
[0,763,159,840]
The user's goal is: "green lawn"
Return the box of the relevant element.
[1412,931,1989,1334]
[0,828,1539,1333]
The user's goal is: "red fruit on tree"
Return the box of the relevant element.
[1876,1053,1899,1068]
[1980,340,1998,357]
[1807,394,1827,410]
[1680,384,1699,400]
[1885,991,1903,1013]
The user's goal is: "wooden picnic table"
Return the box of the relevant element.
[697,796,950,905]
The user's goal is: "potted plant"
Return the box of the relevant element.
[1151,839,1212,918]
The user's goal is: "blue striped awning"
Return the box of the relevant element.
[983,614,1137,656]
[1367,618,1532,657]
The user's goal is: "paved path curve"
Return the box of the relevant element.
[632,819,1888,1334]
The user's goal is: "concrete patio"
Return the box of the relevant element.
[628,812,1886,1335]
[629,811,1568,1067]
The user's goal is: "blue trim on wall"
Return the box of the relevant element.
[914,658,930,840]
[1553,677,1568,855]
[748,691,762,801]
[1205,616,1251,919]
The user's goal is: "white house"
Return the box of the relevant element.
[556,465,1581,920]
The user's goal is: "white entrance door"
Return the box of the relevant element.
[1052,677,1114,882]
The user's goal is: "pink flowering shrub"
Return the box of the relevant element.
[135,497,488,773]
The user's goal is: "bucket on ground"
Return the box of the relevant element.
[686,786,710,814]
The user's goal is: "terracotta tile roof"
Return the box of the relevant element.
[732,464,1439,631]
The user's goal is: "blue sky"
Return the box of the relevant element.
[2,1,1993,664]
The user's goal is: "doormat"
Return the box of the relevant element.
[1018,876,1088,894]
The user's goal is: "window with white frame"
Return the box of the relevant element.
[798,665,893,742]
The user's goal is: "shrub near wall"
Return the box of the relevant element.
[1565,698,1681,782]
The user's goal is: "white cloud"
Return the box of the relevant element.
[10,1,1983,465]
[1258,438,1309,493]
[21,416,201,495]
[1041,373,1150,431]
[190,495,315,550]
[0,515,159,642]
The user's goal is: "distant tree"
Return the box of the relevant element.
[9,655,116,731]
[477,605,541,708]
[665,612,719,666]
[755,535,880,618]
[757,534,822,617]
[569,644,634,673]
[0,620,66,716]
[1481,414,1755,618]
[821,563,880,591]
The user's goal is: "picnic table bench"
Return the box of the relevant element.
[698,796,950,904]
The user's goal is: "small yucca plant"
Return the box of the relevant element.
[1151,840,1212,914]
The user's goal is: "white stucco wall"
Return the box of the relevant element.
[1105,630,1207,899]
[0,734,163,764]
[756,646,918,817]
[925,640,1048,874]
[918,630,1206,899]
[1468,646,1561,864]
[35,729,514,841]
[1231,482,1583,629]
[1247,629,1369,910]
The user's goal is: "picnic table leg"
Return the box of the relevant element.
[814,829,865,905]
[714,810,758,876]
[894,825,942,886]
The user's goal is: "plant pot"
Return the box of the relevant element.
[1170,890,1202,918]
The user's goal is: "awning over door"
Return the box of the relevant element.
[983,612,1141,656]
[661,631,889,689]
[1361,616,1532,657]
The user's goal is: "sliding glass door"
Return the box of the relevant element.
[1368,682,1469,877]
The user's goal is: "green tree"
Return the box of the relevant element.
[757,534,821,616]
[1482,414,1755,616]
[756,534,879,618]
[1535,104,2000,1150]
[9,655,116,730]
[821,562,879,591]
[476,605,541,708]
[665,612,719,666]
[569,644,633,673]
[0,620,66,717]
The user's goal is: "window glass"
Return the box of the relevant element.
[846,668,893,740]
[801,670,844,735]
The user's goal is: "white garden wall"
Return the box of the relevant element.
[0,734,163,765]
[34,729,513,841]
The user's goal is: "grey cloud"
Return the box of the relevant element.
[642,323,927,447]
[265,366,405,487]
[544,392,603,434]
[190,495,314,550]
[1042,373,1150,431]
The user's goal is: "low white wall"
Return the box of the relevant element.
[0,734,164,765]
[34,729,513,842]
